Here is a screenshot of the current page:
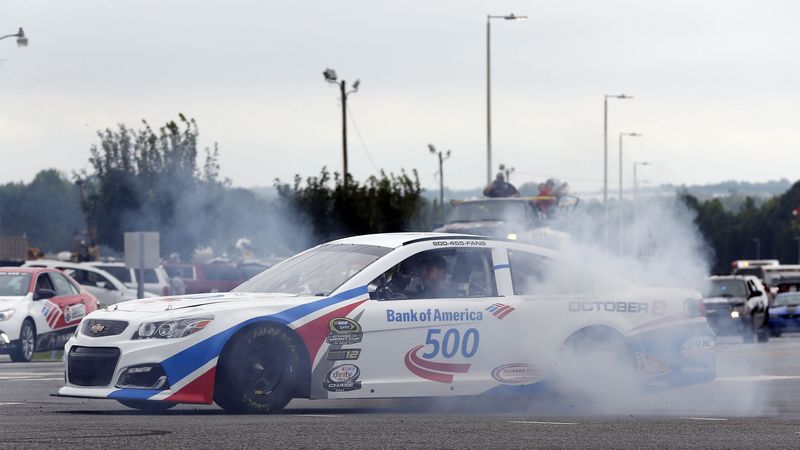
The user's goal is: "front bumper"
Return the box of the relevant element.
[57,328,222,404]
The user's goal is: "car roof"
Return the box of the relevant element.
[328,232,510,249]
[0,266,50,274]
[709,275,753,281]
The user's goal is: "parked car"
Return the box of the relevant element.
[703,275,770,343]
[22,260,155,307]
[88,262,171,296]
[767,292,800,336]
[164,262,244,294]
[58,232,714,413]
[0,267,98,362]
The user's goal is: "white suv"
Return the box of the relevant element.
[87,262,171,297]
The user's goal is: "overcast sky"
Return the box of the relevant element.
[2,0,799,192]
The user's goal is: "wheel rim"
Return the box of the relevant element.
[244,353,282,397]
[21,324,34,360]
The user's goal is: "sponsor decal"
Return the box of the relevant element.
[635,352,671,377]
[41,300,63,328]
[681,336,716,359]
[568,300,667,316]
[404,328,479,383]
[325,318,363,345]
[327,348,361,361]
[486,303,515,319]
[322,364,362,392]
[431,240,487,247]
[491,363,543,384]
[386,308,483,323]
[64,303,86,323]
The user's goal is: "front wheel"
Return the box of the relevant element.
[214,324,303,414]
[117,399,176,412]
[9,320,36,362]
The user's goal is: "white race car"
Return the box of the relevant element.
[57,233,716,412]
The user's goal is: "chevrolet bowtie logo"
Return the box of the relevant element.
[89,322,105,334]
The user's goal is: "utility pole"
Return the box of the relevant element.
[323,68,360,185]
[429,144,452,212]
[603,94,633,246]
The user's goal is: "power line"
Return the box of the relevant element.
[346,103,379,172]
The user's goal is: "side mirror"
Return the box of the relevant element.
[34,288,56,300]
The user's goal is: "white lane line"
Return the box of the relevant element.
[0,402,22,406]
[508,421,578,425]
[716,375,800,382]
[0,376,63,381]
[296,414,343,418]
[0,372,61,377]
[681,417,728,421]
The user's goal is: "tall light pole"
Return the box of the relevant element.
[323,68,360,185]
[618,132,641,201]
[603,94,633,244]
[487,13,527,185]
[0,28,28,47]
[429,144,452,212]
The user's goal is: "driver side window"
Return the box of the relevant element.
[369,247,497,300]
[35,273,55,293]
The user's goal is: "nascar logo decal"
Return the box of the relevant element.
[486,303,515,319]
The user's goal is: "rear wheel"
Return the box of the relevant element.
[214,324,303,414]
[9,320,36,362]
[756,312,770,343]
[117,399,176,412]
[742,316,756,343]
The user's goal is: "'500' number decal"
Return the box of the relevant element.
[405,328,480,383]
[422,328,479,359]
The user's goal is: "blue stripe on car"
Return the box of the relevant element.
[493,264,510,270]
[112,285,369,399]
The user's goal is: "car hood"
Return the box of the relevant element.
[111,292,306,313]
[0,295,26,306]
[703,296,746,304]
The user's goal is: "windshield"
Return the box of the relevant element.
[447,201,527,224]
[233,244,391,296]
[0,272,32,296]
[774,294,800,307]
[705,279,748,298]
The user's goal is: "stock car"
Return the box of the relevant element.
[0,267,99,362]
[57,233,716,413]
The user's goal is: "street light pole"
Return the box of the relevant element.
[603,94,633,245]
[618,132,642,201]
[486,13,527,186]
[0,28,28,47]
[429,144,452,212]
[323,68,360,185]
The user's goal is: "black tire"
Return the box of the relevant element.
[770,329,782,338]
[558,327,635,393]
[756,312,770,343]
[214,323,303,414]
[9,319,36,362]
[117,399,177,412]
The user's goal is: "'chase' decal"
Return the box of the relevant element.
[386,308,483,322]
[322,364,362,392]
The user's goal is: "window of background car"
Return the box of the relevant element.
[35,273,55,293]
[203,264,241,281]
[49,273,76,297]
[233,244,391,296]
[0,273,32,296]
[98,266,131,283]
[240,264,268,280]
[706,279,748,298]
[774,294,800,307]
[369,248,496,300]
[143,269,159,283]
[447,201,527,224]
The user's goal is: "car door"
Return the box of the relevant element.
[323,242,512,399]
[62,268,114,306]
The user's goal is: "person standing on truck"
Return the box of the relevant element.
[483,172,520,198]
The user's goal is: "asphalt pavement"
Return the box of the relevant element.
[2,336,800,449]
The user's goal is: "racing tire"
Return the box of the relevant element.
[770,329,782,338]
[117,399,177,412]
[756,313,770,343]
[214,324,302,414]
[9,319,36,362]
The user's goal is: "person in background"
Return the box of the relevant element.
[169,267,186,296]
[483,172,520,198]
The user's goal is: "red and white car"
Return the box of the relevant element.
[0,267,99,362]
